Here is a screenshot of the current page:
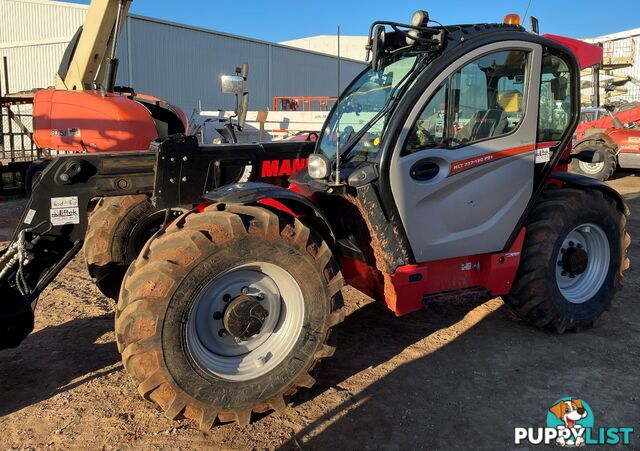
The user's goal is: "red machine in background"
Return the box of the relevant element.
[34,90,187,153]
[32,0,187,154]
[571,77,640,181]
[24,0,187,193]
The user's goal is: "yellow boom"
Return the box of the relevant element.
[54,0,132,91]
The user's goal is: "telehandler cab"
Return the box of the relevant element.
[0,11,630,429]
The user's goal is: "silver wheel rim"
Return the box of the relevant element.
[578,160,605,175]
[555,223,610,304]
[186,262,304,381]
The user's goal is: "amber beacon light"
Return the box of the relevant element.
[503,13,521,26]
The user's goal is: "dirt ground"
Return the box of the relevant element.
[0,174,639,450]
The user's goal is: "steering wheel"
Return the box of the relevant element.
[341,97,362,115]
[339,126,355,145]
[448,135,469,147]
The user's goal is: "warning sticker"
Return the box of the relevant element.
[535,147,550,163]
[50,208,80,226]
[51,196,79,209]
[50,197,80,226]
[24,209,36,225]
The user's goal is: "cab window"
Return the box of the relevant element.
[406,49,528,154]
[538,50,572,141]
[405,82,448,152]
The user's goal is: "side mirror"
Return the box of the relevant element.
[572,149,604,164]
[551,77,568,101]
[220,75,245,94]
[530,16,539,35]
[370,25,386,72]
[237,92,249,131]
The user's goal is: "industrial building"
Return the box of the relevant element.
[280,35,368,62]
[0,0,365,157]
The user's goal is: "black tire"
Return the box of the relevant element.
[570,141,617,181]
[84,195,157,299]
[25,160,49,197]
[504,188,630,333]
[115,204,344,428]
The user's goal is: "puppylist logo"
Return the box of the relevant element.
[515,397,634,446]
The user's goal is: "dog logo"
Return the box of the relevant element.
[547,398,592,446]
[515,397,634,446]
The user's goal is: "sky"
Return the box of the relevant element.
[61,1,639,43]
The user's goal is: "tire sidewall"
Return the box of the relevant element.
[121,206,165,263]
[570,142,616,181]
[161,235,330,409]
[25,161,48,197]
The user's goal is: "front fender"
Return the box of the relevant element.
[203,182,335,241]
[575,134,619,155]
[551,172,630,216]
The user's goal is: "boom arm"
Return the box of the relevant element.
[55,0,132,91]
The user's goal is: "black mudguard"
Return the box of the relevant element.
[203,182,335,241]
[551,171,630,216]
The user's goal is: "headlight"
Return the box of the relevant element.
[308,153,331,179]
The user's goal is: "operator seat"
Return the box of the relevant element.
[455,109,508,143]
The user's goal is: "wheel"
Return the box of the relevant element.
[504,188,630,333]
[25,160,49,197]
[115,204,344,427]
[85,195,164,299]
[570,141,617,181]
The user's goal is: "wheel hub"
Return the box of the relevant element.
[555,224,610,304]
[185,262,305,381]
[561,246,589,276]
[222,295,268,340]
[579,160,604,175]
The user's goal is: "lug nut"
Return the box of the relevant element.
[569,274,576,279]
[560,248,566,254]
[569,241,575,247]
[241,286,249,295]
[577,243,583,249]
[223,294,231,302]
[257,293,265,301]
[213,312,222,320]
[218,329,228,337]
[561,271,567,277]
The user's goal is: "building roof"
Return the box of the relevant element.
[582,28,640,43]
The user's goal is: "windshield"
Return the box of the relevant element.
[318,53,419,161]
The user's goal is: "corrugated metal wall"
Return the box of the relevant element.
[0,0,365,114]
[126,17,364,114]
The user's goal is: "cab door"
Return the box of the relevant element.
[388,42,543,262]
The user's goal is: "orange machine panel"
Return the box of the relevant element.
[135,92,189,132]
[33,89,159,152]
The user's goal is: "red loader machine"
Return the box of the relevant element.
[571,77,640,180]
[0,11,630,428]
